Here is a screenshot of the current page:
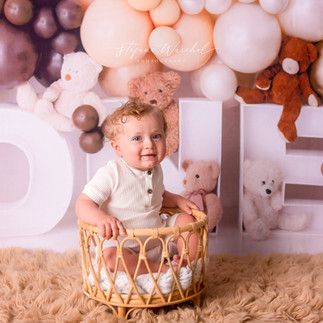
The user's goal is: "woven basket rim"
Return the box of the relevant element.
[78,208,207,237]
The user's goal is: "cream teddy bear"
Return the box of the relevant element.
[242,159,311,240]
[182,160,223,232]
[16,51,106,132]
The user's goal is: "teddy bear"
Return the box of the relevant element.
[242,159,311,240]
[182,159,223,232]
[236,37,320,143]
[128,71,181,156]
[16,51,106,133]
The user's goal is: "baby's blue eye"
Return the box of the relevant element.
[132,136,142,141]
[152,134,162,140]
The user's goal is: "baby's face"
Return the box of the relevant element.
[111,112,166,171]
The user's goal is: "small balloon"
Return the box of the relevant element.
[149,26,181,58]
[33,7,58,39]
[0,21,38,89]
[72,105,99,131]
[205,0,232,14]
[51,31,79,55]
[259,0,289,15]
[4,0,33,25]
[35,50,63,86]
[56,0,84,30]
[149,0,181,26]
[79,129,104,154]
[127,0,161,11]
[178,0,204,15]
[200,63,238,101]
[77,0,94,10]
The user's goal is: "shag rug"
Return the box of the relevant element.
[1,249,323,322]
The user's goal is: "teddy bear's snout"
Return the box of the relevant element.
[150,99,157,105]
[65,74,72,81]
[265,188,272,195]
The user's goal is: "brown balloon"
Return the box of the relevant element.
[33,6,58,39]
[4,0,33,26]
[0,0,5,12]
[79,129,104,154]
[55,0,84,30]
[72,105,99,131]
[51,31,79,55]
[35,50,63,86]
[0,20,38,89]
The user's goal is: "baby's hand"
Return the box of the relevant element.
[176,195,199,215]
[96,214,126,240]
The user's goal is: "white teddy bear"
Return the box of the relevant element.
[242,159,310,240]
[16,51,106,132]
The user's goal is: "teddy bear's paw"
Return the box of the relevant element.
[43,87,60,102]
[255,79,271,91]
[278,122,297,143]
[246,219,270,240]
[308,94,319,107]
[278,213,311,231]
[233,93,246,104]
[34,99,55,114]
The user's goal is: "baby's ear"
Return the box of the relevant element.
[182,159,192,171]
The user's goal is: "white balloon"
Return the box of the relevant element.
[259,0,289,14]
[278,0,323,42]
[205,0,232,14]
[214,3,281,73]
[190,56,221,96]
[178,0,205,15]
[200,63,238,101]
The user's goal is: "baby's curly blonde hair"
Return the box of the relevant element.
[102,100,167,141]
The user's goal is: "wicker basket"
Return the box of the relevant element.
[78,208,208,318]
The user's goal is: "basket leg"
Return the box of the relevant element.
[192,294,201,307]
[117,306,127,318]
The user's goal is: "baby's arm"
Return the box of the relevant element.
[75,193,126,239]
[162,190,198,214]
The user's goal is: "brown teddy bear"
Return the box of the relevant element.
[236,37,320,143]
[128,71,181,156]
[182,160,223,232]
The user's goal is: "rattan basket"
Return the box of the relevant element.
[78,208,208,318]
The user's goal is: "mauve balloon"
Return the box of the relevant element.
[56,0,84,30]
[72,105,99,131]
[33,6,58,39]
[35,50,63,86]
[51,31,79,55]
[34,0,58,7]
[0,20,38,89]
[79,129,104,154]
[4,0,34,26]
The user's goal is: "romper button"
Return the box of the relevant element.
[147,170,152,175]
[147,188,153,194]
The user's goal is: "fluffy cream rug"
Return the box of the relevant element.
[0,248,323,322]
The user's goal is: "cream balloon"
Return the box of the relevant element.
[99,52,161,97]
[205,0,232,14]
[200,63,238,101]
[157,11,214,72]
[238,0,256,3]
[190,55,222,96]
[149,0,181,26]
[259,0,289,14]
[278,0,323,42]
[127,0,161,11]
[149,26,181,58]
[81,0,153,68]
[214,3,281,73]
[310,41,323,98]
[178,0,205,15]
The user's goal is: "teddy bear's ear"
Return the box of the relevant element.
[128,78,140,97]
[164,71,181,91]
[209,161,220,179]
[307,42,318,64]
[182,159,192,171]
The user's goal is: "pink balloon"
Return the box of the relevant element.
[99,52,161,96]
[81,0,153,68]
[278,0,323,42]
[149,0,181,26]
[156,11,215,72]
[127,0,161,11]
[214,3,281,73]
